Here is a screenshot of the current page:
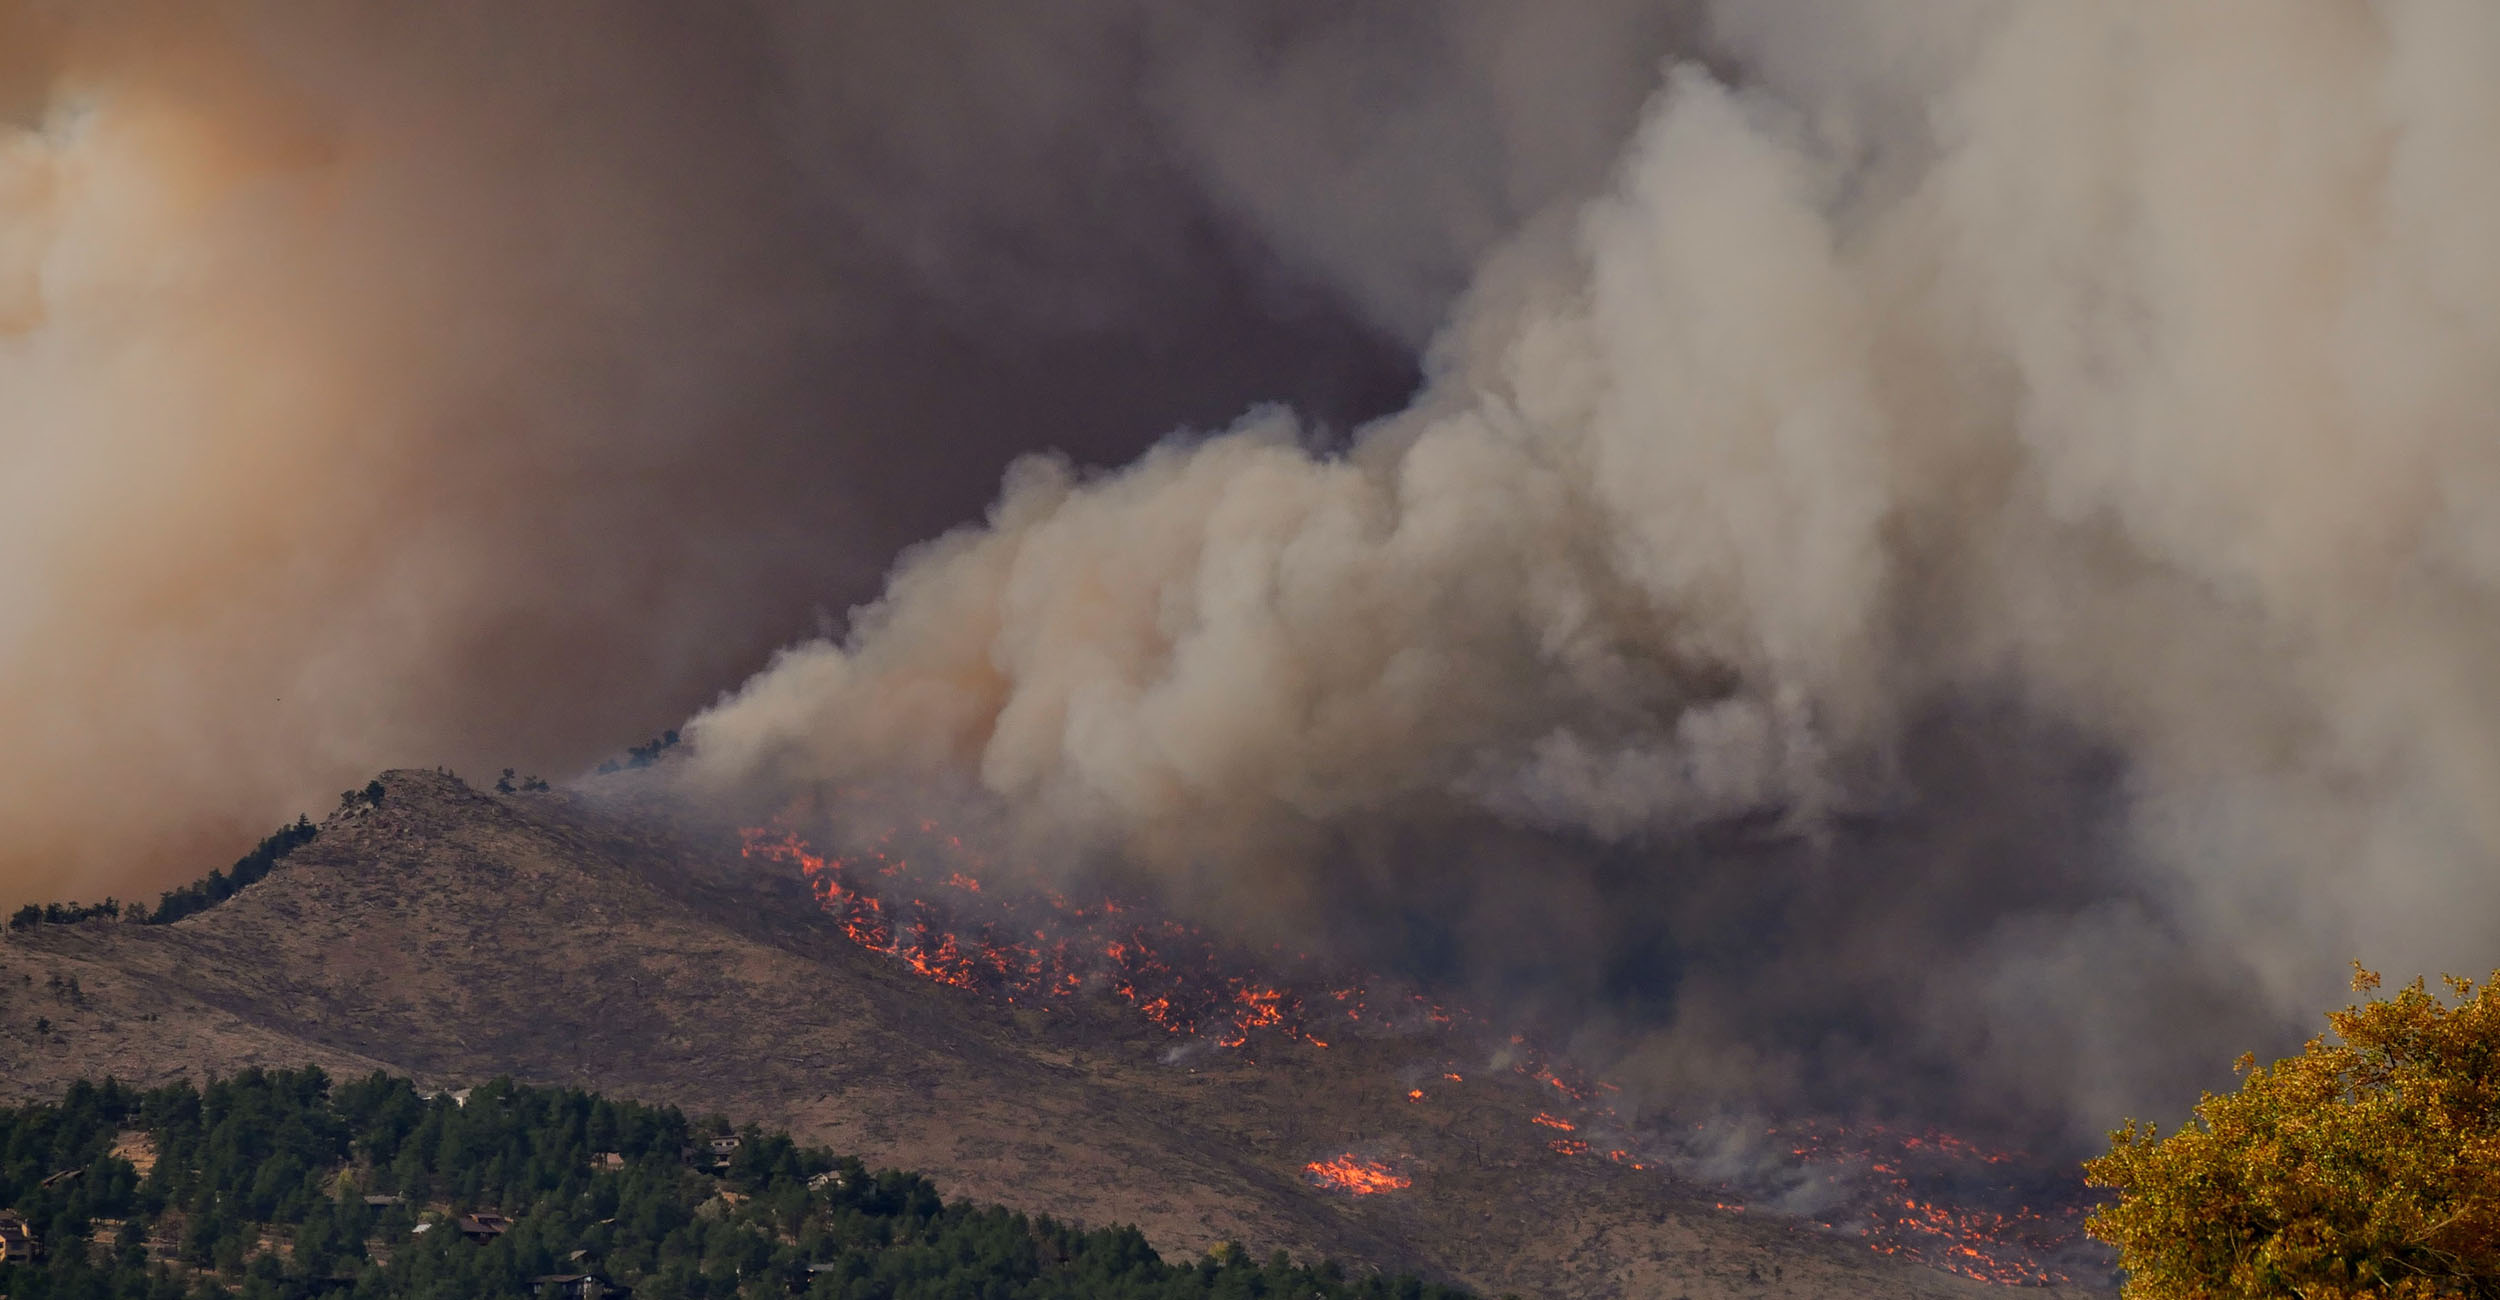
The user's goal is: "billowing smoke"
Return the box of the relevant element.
[0,3,1680,905]
[690,2,2500,1144]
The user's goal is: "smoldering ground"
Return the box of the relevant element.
[686,2,2500,1148]
[0,2,1680,905]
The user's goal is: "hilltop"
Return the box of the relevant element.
[0,770,2107,1299]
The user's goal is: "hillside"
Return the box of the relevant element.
[0,771,2109,1298]
[0,1069,1469,1299]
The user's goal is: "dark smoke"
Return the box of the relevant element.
[0,1,1678,904]
[688,2,2500,1148]
[22,0,2493,1160]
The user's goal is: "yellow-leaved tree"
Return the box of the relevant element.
[2086,964,2500,1298]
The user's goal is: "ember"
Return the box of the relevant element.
[742,824,1374,1050]
[742,820,2101,1287]
[1673,1118,2106,1287]
[1304,1154,1411,1195]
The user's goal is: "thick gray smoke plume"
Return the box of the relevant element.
[691,2,2500,1142]
[0,2,1679,905]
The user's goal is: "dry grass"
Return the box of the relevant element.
[0,770,2105,1299]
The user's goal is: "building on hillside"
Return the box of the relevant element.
[0,1210,41,1262]
[456,1212,511,1243]
[529,1273,628,1299]
[681,1136,739,1172]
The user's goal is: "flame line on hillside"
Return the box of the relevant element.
[740,821,2098,1283]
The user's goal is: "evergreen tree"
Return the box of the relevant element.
[0,1071,1475,1300]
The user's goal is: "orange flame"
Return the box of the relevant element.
[1730,1119,2098,1286]
[1303,1154,1411,1195]
[743,824,2091,1287]
[744,824,1372,1048]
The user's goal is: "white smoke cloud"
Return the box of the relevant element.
[690,2,2500,1133]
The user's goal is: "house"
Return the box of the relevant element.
[681,1136,739,1172]
[530,1273,629,1299]
[362,1194,406,1208]
[795,1262,857,1292]
[590,1151,625,1171]
[0,1210,41,1263]
[456,1212,511,1243]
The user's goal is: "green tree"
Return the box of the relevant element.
[0,1070,1474,1300]
[2087,964,2500,1298]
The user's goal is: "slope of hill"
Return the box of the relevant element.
[0,1068,1470,1299]
[0,770,2109,1298]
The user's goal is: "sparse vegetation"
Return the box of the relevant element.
[595,731,680,775]
[0,1069,1475,1300]
[9,814,320,934]
[141,818,321,928]
[2087,964,2500,1298]
[494,770,551,795]
[8,901,120,933]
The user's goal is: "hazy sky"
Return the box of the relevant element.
[0,1,1680,904]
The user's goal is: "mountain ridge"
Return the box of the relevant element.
[0,769,2107,1299]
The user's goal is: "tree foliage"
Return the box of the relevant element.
[9,813,316,933]
[143,817,319,927]
[2087,964,2500,1299]
[596,731,680,776]
[0,1069,1476,1300]
[9,900,120,932]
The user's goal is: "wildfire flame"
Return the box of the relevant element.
[1723,1119,2102,1286]
[742,824,1389,1049]
[740,819,2099,1285]
[1304,1154,1411,1195]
